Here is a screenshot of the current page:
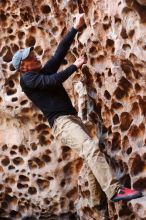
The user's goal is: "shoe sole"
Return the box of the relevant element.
[112,192,143,202]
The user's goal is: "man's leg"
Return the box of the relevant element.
[52,114,120,200]
[79,163,106,207]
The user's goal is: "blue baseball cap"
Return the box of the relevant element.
[11,46,34,70]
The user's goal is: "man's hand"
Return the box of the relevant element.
[73,57,87,68]
[73,13,85,30]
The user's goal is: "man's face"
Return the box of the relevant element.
[20,50,42,72]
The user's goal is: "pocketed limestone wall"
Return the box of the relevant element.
[0,0,146,219]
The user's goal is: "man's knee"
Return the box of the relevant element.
[81,138,100,158]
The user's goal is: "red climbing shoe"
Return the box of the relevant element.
[112,187,143,202]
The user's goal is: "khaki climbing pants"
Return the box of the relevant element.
[52,114,121,200]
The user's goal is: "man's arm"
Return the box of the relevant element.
[22,64,78,89]
[41,27,78,74]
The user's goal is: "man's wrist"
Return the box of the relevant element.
[72,64,78,70]
[73,25,79,31]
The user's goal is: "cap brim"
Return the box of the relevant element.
[22,46,34,60]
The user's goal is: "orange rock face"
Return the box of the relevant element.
[0,0,146,219]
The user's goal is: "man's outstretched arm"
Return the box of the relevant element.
[42,13,85,74]
[41,27,78,74]
[21,64,78,89]
[21,57,86,89]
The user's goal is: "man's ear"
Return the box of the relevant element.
[19,64,23,72]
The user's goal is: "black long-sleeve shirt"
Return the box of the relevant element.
[20,27,78,127]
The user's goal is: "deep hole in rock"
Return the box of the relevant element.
[133,177,146,190]
[129,153,145,176]
[12,145,18,150]
[18,31,25,39]
[111,132,121,151]
[139,96,146,116]
[8,80,15,88]
[35,15,41,22]
[33,157,45,168]
[10,210,21,218]
[35,123,49,132]
[62,146,71,160]
[121,28,128,39]
[0,0,7,8]
[128,29,135,38]
[119,204,132,217]
[3,47,13,62]
[0,10,6,22]
[20,7,34,22]
[8,165,15,170]
[122,6,133,14]
[13,157,24,165]
[36,179,49,190]
[25,36,36,47]
[1,201,8,209]
[119,77,132,92]
[120,112,133,131]
[128,124,141,138]
[127,147,132,155]
[52,26,59,35]
[114,87,127,100]
[20,100,28,105]
[38,134,49,146]
[108,68,112,76]
[130,102,140,116]
[41,4,51,13]
[17,183,28,189]
[35,46,43,56]
[19,175,29,182]
[142,152,146,160]
[41,154,51,163]
[2,144,8,151]
[132,69,142,79]
[106,39,114,47]
[6,89,17,96]
[133,0,146,22]
[121,59,133,74]
[89,46,97,55]
[103,22,111,30]
[135,83,141,92]
[9,35,16,40]
[60,179,66,187]
[104,90,111,100]
[111,101,123,109]
[115,16,122,23]
[66,187,78,199]
[30,143,38,151]
[1,157,10,166]
[122,44,131,50]
[10,150,17,155]
[113,114,120,125]
[95,73,102,87]
[120,174,131,188]
[28,187,37,195]
[12,97,18,102]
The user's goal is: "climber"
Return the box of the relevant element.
[11,13,143,203]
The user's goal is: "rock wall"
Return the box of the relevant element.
[0,0,146,219]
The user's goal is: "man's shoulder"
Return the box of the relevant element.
[20,71,38,89]
[20,71,41,82]
[20,71,38,78]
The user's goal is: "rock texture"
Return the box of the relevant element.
[0,0,146,219]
